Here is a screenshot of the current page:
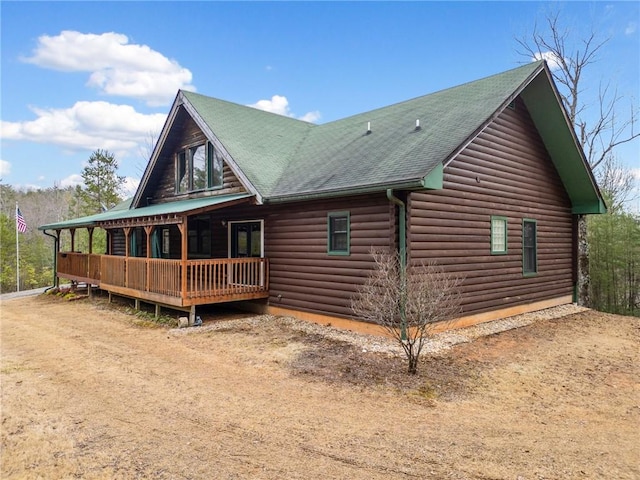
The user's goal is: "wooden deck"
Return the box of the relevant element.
[56,252,269,307]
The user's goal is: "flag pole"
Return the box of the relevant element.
[15,202,20,292]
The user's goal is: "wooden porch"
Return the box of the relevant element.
[56,252,269,307]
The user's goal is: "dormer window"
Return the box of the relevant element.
[176,142,223,193]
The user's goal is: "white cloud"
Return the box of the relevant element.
[59,174,83,188]
[22,31,195,106]
[249,95,291,116]
[1,101,167,157]
[299,111,322,123]
[248,95,321,123]
[533,51,564,71]
[625,22,637,36]
[121,176,140,198]
[0,159,11,177]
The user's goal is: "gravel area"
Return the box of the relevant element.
[170,303,589,355]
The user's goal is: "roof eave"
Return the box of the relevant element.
[264,177,436,204]
[520,64,607,214]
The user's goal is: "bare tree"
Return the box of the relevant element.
[515,11,639,171]
[596,154,638,213]
[352,250,463,374]
[137,130,159,177]
[516,10,639,308]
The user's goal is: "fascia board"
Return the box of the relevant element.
[132,91,182,209]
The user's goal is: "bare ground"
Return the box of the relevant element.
[1,295,638,479]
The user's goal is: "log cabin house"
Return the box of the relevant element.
[39,61,605,330]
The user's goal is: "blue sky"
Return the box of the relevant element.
[1,1,638,199]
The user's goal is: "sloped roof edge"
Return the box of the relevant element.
[132,91,182,209]
[180,92,265,204]
[520,66,606,214]
[129,62,605,214]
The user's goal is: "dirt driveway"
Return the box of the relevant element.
[1,295,638,479]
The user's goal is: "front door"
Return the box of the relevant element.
[229,221,263,258]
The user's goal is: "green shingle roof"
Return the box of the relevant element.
[181,91,314,197]
[39,194,251,231]
[183,61,543,200]
[180,61,603,213]
[270,61,544,199]
[40,61,605,232]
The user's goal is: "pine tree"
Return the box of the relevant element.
[76,149,125,215]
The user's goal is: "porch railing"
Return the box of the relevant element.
[58,252,98,283]
[187,258,268,299]
[56,252,268,303]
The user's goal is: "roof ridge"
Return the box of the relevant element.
[181,90,316,126]
[316,61,545,128]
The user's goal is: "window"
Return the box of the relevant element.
[177,151,189,193]
[328,212,350,255]
[229,221,263,258]
[176,142,223,193]
[490,216,508,254]
[523,219,537,275]
[188,216,212,258]
[192,145,207,191]
[162,229,170,255]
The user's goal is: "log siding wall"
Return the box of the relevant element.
[265,195,393,318]
[408,97,574,316]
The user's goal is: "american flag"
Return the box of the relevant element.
[16,207,27,233]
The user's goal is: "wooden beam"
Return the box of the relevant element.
[144,226,153,258]
[99,214,183,229]
[178,220,187,301]
[99,283,184,307]
[70,228,76,252]
[123,227,132,258]
[123,227,131,289]
[88,227,94,254]
[144,225,154,292]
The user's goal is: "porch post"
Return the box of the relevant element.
[55,230,61,288]
[87,227,94,287]
[123,227,131,288]
[144,225,153,293]
[178,219,188,303]
[87,227,94,254]
[124,227,131,257]
[70,228,76,252]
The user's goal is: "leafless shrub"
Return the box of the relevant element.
[352,249,463,374]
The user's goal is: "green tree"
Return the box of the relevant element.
[589,194,640,316]
[72,149,125,254]
[76,149,125,215]
[0,213,17,292]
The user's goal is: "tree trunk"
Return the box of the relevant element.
[577,215,590,307]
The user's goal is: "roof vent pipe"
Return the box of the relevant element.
[366,121,371,134]
[415,119,421,131]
